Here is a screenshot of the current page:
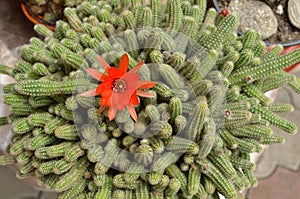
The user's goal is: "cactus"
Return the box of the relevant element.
[1,1,300,199]
[24,0,85,25]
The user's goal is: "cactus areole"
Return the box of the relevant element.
[0,0,300,199]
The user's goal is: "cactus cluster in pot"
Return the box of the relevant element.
[24,0,86,24]
[1,0,300,198]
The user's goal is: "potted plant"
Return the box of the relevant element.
[212,0,300,73]
[1,0,300,198]
[21,0,86,30]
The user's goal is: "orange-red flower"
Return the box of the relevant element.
[80,54,156,122]
[221,9,230,17]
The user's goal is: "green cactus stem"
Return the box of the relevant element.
[0,1,300,199]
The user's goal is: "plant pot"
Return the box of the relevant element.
[212,0,300,48]
[21,0,56,31]
[211,0,300,73]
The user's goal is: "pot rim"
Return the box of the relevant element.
[20,0,56,31]
[212,0,300,47]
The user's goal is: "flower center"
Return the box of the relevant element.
[112,79,127,93]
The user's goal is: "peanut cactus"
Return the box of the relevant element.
[24,0,86,25]
[1,0,300,199]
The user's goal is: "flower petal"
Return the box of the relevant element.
[97,55,110,69]
[101,88,113,97]
[79,88,99,97]
[100,96,110,106]
[86,68,104,81]
[136,81,157,89]
[119,54,129,74]
[128,104,138,122]
[98,106,106,113]
[136,90,155,98]
[108,67,122,78]
[108,106,118,121]
[100,98,107,106]
[130,92,139,105]
[111,92,127,110]
[129,60,145,74]
[122,73,140,86]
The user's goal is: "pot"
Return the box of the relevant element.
[20,0,56,31]
[211,0,300,48]
[211,0,300,72]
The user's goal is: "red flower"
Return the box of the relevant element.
[221,9,230,17]
[80,54,156,122]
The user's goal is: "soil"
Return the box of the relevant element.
[216,0,300,44]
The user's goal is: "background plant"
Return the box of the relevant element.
[1,0,300,199]
[24,0,86,24]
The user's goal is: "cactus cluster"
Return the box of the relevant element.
[1,0,300,199]
[25,0,86,24]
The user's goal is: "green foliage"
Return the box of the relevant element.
[0,1,300,199]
